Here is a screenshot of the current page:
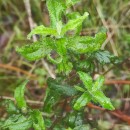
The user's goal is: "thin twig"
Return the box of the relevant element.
[0,96,43,106]
[24,0,55,78]
[23,0,36,41]
[0,63,36,78]
[42,59,56,79]
[105,80,130,85]
[93,0,118,56]
[87,103,130,124]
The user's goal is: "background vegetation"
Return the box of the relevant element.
[0,0,130,129]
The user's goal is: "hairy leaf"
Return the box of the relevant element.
[27,25,57,39]
[93,50,112,64]
[55,38,73,74]
[47,78,77,96]
[16,38,53,61]
[68,32,106,53]
[67,12,81,20]
[61,12,89,35]
[14,80,28,110]
[76,60,94,73]
[46,0,65,27]
[92,76,104,92]
[74,85,85,92]
[77,71,115,110]
[66,0,81,7]
[92,91,115,110]
[1,115,32,130]
[78,71,93,91]
[31,110,46,130]
[74,92,91,110]
[66,12,82,35]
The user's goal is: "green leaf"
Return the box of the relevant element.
[67,12,81,20]
[73,125,90,130]
[66,128,73,130]
[61,12,89,35]
[43,88,61,113]
[1,115,32,130]
[27,25,57,39]
[47,54,62,64]
[74,92,92,110]
[93,50,112,64]
[66,12,82,35]
[68,32,106,54]
[31,110,46,130]
[47,78,77,96]
[54,38,73,74]
[92,76,104,92]
[77,71,115,110]
[66,0,81,7]
[56,21,63,35]
[16,38,52,61]
[78,71,93,91]
[4,100,18,114]
[92,91,115,110]
[14,80,28,110]
[57,61,73,75]
[65,111,84,128]
[76,60,94,73]
[74,85,85,92]
[46,0,65,28]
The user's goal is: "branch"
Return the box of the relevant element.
[0,96,43,106]
[0,63,36,78]
[105,80,130,85]
[87,103,130,124]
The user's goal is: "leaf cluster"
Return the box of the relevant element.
[1,82,45,130]
[1,0,116,129]
[16,0,106,74]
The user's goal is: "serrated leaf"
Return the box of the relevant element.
[66,0,80,7]
[56,21,63,35]
[67,12,81,20]
[47,78,77,96]
[1,115,32,130]
[61,12,89,35]
[74,85,85,92]
[74,92,92,110]
[47,54,62,64]
[92,76,104,92]
[46,0,65,28]
[16,38,52,61]
[93,50,111,64]
[27,25,57,39]
[57,61,73,75]
[92,91,115,110]
[14,80,28,110]
[77,60,94,73]
[78,71,92,91]
[31,110,46,130]
[55,38,73,74]
[77,71,115,110]
[66,12,82,35]
[68,32,106,53]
